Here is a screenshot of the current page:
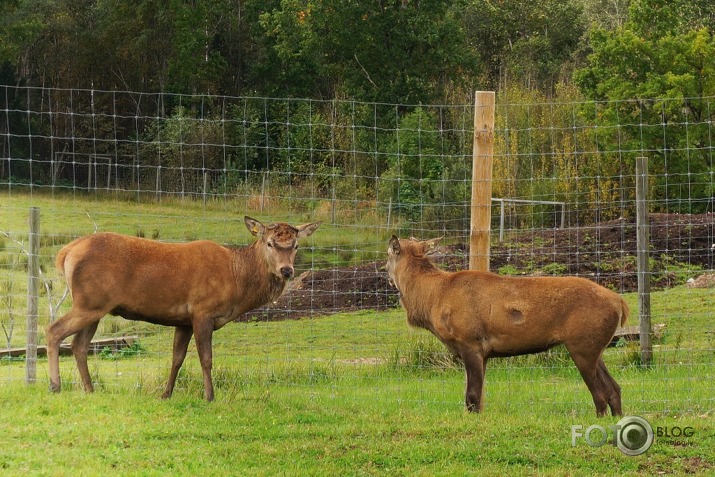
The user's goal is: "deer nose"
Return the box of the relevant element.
[280,266,294,279]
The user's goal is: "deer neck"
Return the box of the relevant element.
[231,244,288,311]
[395,257,442,330]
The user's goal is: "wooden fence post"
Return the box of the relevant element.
[469,91,495,271]
[26,207,40,384]
[635,156,652,366]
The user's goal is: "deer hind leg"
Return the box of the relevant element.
[567,346,609,417]
[162,326,193,399]
[46,309,104,393]
[597,357,623,416]
[71,321,100,392]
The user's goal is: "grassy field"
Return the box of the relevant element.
[1,300,714,475]
[0,191,394,268]
[1,192,391,348]
[1,192,715,475]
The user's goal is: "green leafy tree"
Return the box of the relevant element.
[0,0,245,94]
[462,0,585,94]
[579,0,630,31]
[259,0,475,104]
[257,0,327,98]
[380,107,444,220]
[576,0,715,212]
[95,0,233,94]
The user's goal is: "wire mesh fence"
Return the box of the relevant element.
[1,85,714,414]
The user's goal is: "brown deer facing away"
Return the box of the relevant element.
[386,236,629,417]
[48,216,320,401]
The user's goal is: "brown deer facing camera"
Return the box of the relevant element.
[48,216,320,401]
[386,235,628,417]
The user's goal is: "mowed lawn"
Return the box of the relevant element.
[1,193,715,475]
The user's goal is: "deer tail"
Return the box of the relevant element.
[619,297,630,328]
[55,243,71,277]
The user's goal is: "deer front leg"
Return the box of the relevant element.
[460,349,487,412]
[192,319,215,401]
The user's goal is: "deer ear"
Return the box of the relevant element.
[244,216,265,236]
[296,221,322,239]
[388,235,401,255]
[422,237,443,255]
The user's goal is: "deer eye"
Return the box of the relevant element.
[267,241,274,248]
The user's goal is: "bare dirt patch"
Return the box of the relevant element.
[244,213,715,321]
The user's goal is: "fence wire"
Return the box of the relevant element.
[1,86,714,414]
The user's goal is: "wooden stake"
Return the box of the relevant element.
[469,91,495,271]
[636,156,652,366]
[26,207,40,384]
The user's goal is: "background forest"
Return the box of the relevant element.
[2,0,715,225]
[3,0,713,102]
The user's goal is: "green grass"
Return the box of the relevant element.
[1,191,715,475]
[0,386,687,476]
[0,190,394,267]
[6,385,715,476]
[0,354,713,475]
[1,301,714,475]
[0,191,394,348]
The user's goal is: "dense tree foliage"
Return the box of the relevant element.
[462,0,585,93]
[2,0,715,224]
[576,0,715,213]
[1,0,590,101]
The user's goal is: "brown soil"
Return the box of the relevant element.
[244,213,715,321]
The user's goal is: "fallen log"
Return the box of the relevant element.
[609,324,666,347]
[0,336,139,358]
